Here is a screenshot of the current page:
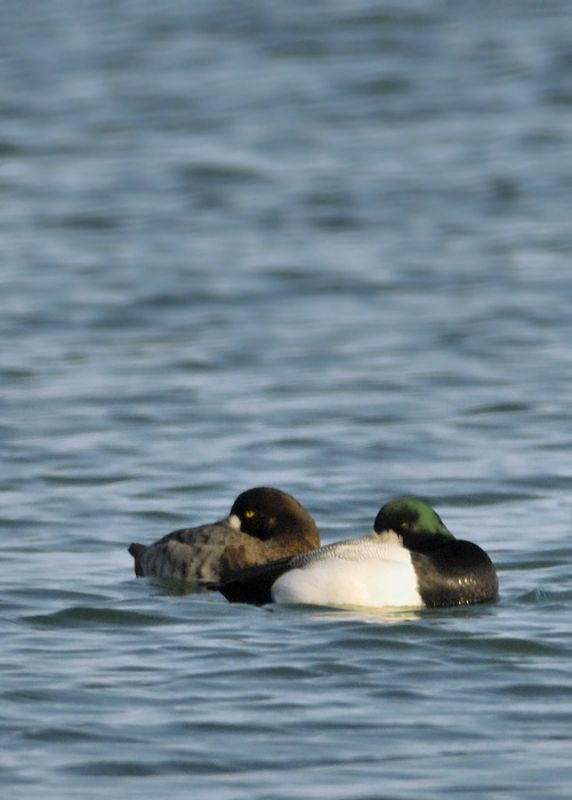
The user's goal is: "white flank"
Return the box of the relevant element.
[271,533,423,610]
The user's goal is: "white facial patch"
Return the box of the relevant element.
[227,514,241,531]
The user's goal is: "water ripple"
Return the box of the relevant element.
[24,607,181,629]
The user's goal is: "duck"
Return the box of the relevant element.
[128,487,320,584]
[212,496,498,609]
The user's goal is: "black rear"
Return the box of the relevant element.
[128,543,147,576]
[411,540,498,607]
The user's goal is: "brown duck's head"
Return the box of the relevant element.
[228,487,319,548]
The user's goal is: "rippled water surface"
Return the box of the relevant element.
[2,1,572,798]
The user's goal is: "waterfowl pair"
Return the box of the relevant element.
[128,487,319,583]
[213,497,498,610]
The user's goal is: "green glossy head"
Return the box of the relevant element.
[374,496,454,550]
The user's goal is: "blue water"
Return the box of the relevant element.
[2,1,572,797]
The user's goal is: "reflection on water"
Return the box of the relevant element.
[289,604,426,625]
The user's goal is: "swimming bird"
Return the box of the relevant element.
[128,487,320,584]
[212,496,498,609]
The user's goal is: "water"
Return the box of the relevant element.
[2,1,572,797]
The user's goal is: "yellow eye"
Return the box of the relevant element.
[400,521,410,530]
[245,510,255,519]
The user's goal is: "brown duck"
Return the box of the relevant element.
[128,487,319,584]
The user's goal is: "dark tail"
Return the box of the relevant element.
[128,543,147,576]
[210,558,294,606]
